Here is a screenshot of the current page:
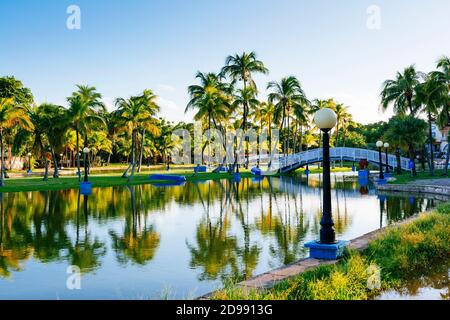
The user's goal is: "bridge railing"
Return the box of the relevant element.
[250,147,411,172]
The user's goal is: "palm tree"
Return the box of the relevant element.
[0,98,33,186]
[115,90,160,181]
[221,52,268,136]
[433,56,450,175]
[333,103,349,147]
[22,105,53,181]
[67,85,105,181]
[292,102,310,153]
[268,76,309,158]
[232,87,259,167]
[137,90,160,173]
[39,104,67,178]
[384,115,428,176]
[186,72,231,166]
[381,65,423,115]
[415,73,448,175]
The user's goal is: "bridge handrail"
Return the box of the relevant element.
[247,147,411,172]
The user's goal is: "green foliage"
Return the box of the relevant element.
[383,115,427,150]
[0,76,34,106]
[357,121,389,147]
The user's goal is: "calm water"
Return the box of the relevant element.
[0,173,440,299]
[377,263,449,300]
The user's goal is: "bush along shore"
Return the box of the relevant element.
[212,202,450,300]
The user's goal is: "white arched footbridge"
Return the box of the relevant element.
[249,147,411,174]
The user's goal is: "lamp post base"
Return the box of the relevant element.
[358,169,369,179]
[80,182,92,195]
[304,240,349,260]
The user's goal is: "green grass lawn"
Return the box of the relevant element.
[389,169,449,184]
[296,166,354,174]
[0,170,255,193]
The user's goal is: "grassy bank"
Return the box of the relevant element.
[295,166,353,175]
[0,170,255,193]
[388,170,448,185]
[212,202,450,300]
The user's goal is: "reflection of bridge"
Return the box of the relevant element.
[250,147,411,174]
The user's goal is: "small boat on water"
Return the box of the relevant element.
[149,174,187,182]
[152,181,186,187]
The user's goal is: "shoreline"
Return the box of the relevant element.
[200,202,450,300]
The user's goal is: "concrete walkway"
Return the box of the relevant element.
[409,178,450,186]
[377,179,450,197]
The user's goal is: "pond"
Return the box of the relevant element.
[377,263,449,300]
[0,173,441,299]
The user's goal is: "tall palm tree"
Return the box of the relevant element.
[415,73,448,175]
[380,65,423,115]
[115,90,160,181]
[38,104,67,178]
[21,105,53,181]
[333,103,350,147]
[137,89,160,172]
[186,72,231,166]
[268,76,309,158]
[221,52,268,134]
[292,102,310,153]
[433,56,450,175]
[0,98,33,186]
[233,87,259,167]
[67,85,105,181]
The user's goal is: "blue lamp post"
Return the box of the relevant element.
[305,108,348,259]
[384,142,391,178]
[80,147,92,195]
[376,140,386,183]
[27,152,32,174]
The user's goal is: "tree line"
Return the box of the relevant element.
[0,52,448,186]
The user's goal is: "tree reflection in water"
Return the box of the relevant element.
[109,185,160,265]
[0,176,442,297]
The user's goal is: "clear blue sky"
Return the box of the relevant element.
[1,0,449,124]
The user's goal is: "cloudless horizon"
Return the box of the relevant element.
[1,0,449,124]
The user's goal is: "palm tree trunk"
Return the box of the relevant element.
[427,111,435,175]
[280,106,286,165]
[40,139,49,181]
[0,129,4,186]
[76,129,81,182]
[444,136,450,176]
[52,148,59,178]
[128,130,137,182]
[7,144,12,171]
[395,147,402,175]
[138,129,145,173]
[408,144,417,176]
[286,107,290,155]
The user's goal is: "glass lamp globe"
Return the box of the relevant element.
[384,142,389,148]
[376,141,384,148]
[83,147,90,154]
[314,108,337,130]
[27,152,32,157]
